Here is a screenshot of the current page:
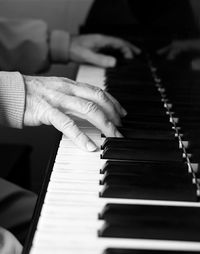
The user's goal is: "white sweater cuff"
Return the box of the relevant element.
[0,71,25,128]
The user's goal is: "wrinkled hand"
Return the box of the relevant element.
[157,39,200,60]
[23,75,126,151]
[69,34,141,67]
[0,227,22,254]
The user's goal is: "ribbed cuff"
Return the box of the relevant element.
[50,30,71,63]
[0,72,25,128]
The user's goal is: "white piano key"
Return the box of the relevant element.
[50,172,102,182]
[40,207,99,221]
[52,160,106,170]
[51,168,101,174]
[55,154,102,163]
[44,187,200,208]
[75,65,106,88]
[56,148,101,157]
[32,232,200,252]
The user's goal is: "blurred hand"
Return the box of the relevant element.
[69,34,141,67]
[157,39,200,60]
[191,58,200,70]
[23,75,126,151]
[0,227,22,254]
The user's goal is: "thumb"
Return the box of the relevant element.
[80,49,117,67]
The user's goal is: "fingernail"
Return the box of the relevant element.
[115,129,123,138]
[86,141,97,152]
[121,107,127,116]
[125,54,133,59]
[107,57,116,67]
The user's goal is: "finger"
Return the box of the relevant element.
[15,241,23,254]
[47,107,97,151]
[166,48,180,60]
[79,48,117,67]
[48,92,123,134]
[118,45,134,59]
[122,41,141,57]
[128,42,142,55]
[50,78,126,120]
[105,91,127,117]
[38,82,123,126]
[157,45,170,55]
[191,58,200,70]
[70,83,122,125]
[47,105,122,149]
[98,35,141,57]
[66,99,123,138]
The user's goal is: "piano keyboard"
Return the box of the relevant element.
[26,58,200,254]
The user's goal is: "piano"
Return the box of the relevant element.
[23,45,200,253]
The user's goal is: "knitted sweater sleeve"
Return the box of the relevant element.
[0,71,25,128]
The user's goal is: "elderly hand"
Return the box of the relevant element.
[0,227,22,254]
[23,75,126,151]
[157,39,200,60]
[69,34,141,67]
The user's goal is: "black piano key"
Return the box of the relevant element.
[108,92,161,103]
[188,149,200,163]
[99,204,200,222]
[119,101,166,110]
[108,87,161,95]
[100,170,193,186]
[111,94,163,103]
[104,248,196,254]
[173,110,200,119]
[176,115,200,123]
[119,108,167,117]
[180,122,200,131]
[107,81,155,88]
[100,182,197,201]
[122,114,171,124]
[105,79,155,87]
[101,160,189,175]
[108,90,162,100]
[121,119,173,130]
[101,147,183,162]
[106,71,153,80]
[101,138,179,150]
[118,127,175,140]
[98,204,200,241]
[182,130,200,147]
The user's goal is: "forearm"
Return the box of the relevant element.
[0,71,25,128]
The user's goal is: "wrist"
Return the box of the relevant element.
[50,30,71,63]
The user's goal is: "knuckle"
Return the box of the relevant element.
[95,88,107,101]
[75,81,82,87]
[83,101,98,115]
[76,81,91,90]
[61,119,76,131]
[74,131,85,142]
